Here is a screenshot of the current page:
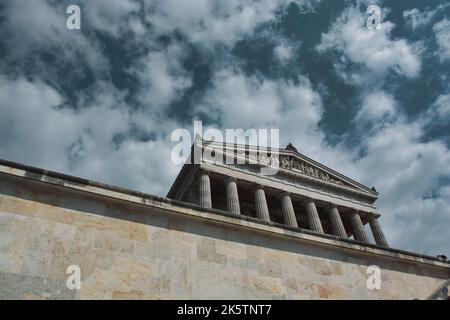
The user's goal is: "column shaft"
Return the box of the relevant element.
[328,206,347,238]
[369,218,389,247]
[199,172,212,209]
[254,187,270,222]
[350,211,369,243]
[280,194,298,228]
[225,178,241,215]
[304,200,324,233]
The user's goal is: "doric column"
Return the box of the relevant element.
[253,186,270,222]
[304,199,324,234]
[327,205,347,238]
[199,171,212,209]
[279,193,298,228]
[369,217,389,247]
[350,211,369,243]
[224,177,241,215]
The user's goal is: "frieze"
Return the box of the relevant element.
[243,153,346,187]
[279,155,345,186]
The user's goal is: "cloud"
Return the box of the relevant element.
[433,94,450,118]
[317,6,422,81]
[354,118,450,253]
[0,76,180,195]
[143,0,317,48]
[0,0,109,76]
[129,43,193,110]
[403,4,450,30]
[273,40,296,64]
[354,91,397,126]
[83,0,143,37]
[403,8,436,30]
[197,69,323,139]
[433,18,450,62]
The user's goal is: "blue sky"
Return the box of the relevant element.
[0,0,449,255]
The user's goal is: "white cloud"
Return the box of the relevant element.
[0,76,181,195]
[83,0,143,37]
[317,7,422,81]
[130,43,193,110]
[197,69,323,145]
[429,93,450,120]
[273,40,295,63]
[403,4,450,30]
[433,18,450,62]
[1,0,109,75]
[354,91,397,126]
[354,118,450,253]
[143,0,316,48]
[198,70,282,128]
[403,8,435,30]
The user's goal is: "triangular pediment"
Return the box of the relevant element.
[200,141,377,198]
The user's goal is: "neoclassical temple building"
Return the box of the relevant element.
[168,140,388,248]
[0,139,449,299]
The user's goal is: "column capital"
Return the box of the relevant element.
[199,169,211,176]
[223,177,238,184]
[325,203,339,211]
[277,191,291,199]
[367,213,382,220]
[301,197,316,206]
[251,184,266,192]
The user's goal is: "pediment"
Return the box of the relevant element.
[201,142,377,198]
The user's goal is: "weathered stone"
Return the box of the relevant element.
[316,284,347,299]
[197,238,227,265]
[0,271,75,300]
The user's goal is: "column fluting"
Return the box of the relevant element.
[327,205,347,238]
[199,171,212,209]
[279,193,298,228]
[254,186,270,222]
[224,177,241,215]
[369,218,389,247]
[304,199,324,234]
[350,211,369,243]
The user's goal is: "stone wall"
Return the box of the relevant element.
[0,172,449,299]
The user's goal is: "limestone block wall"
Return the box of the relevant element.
[0,172,449,300]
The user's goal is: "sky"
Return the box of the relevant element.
[0,0,449,255]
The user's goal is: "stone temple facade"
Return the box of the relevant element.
[0,139,449,299]
[169,140,388,247]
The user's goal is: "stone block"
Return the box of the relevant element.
[197,238,227,265]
